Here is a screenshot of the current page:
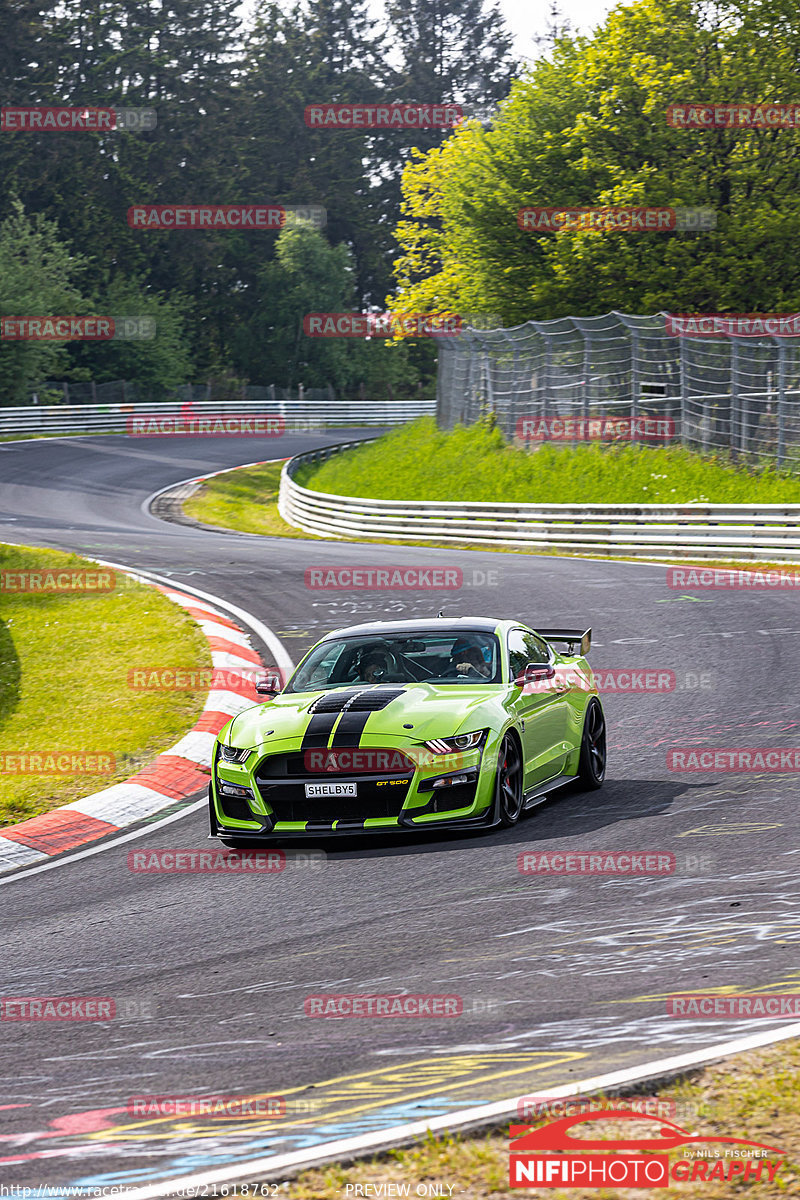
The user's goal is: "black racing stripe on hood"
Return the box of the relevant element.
[330,707,373,748]
[300,687,375,750]
[328,686,407,748]
[300,709,341,751]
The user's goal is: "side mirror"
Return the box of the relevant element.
[255,672,281,697]
[514,662,555,687]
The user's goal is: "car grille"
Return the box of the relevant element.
[255,780,411,823]
[258,750,417,777]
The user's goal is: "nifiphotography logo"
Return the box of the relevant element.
[509,1109,785,1187]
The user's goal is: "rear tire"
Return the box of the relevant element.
[496,734,524,827]
[578,698,606,789]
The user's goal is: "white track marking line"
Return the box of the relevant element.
[0,799,207,887]
[120,1019,800,1199]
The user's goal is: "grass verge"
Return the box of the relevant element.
[0,543,211,826]
[183,462,308,538]
[294,417,800,504]
[182,433,800,574]
[278,1039,800,1198]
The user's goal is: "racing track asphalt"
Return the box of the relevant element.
[1,431,799,1192]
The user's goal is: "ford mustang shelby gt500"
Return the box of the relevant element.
[209,617,605,844]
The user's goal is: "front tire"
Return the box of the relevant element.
[578,698,606,789]
[496,734,524,827]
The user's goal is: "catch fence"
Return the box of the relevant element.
[436,312,800,468]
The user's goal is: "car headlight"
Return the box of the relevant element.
[424,730,487,755]
[219,745,252,764]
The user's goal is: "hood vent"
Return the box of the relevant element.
[309,687,406,714]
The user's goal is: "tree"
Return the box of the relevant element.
[0,200,87,404]
[68,272,194,397]
[232,222,418,392]
[390,0,800,321]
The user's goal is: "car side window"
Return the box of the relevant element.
[507,629,530,681]
[523,632,551,665]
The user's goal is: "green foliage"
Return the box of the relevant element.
[391,0,800,320]
[0,199,86,404]
[71,273,194,397]
[184,461,309,537]
[297,417,800,502]
[0,543,210,825]
[232,223,420,393]
[0,0,518,393]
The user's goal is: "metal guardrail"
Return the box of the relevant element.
[0,399,435,437]
[279,443,800,562]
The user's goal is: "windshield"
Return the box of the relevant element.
[285,631,502,692]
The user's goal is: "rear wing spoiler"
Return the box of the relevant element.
[538,627,592,656]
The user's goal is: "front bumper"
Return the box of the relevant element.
[211,738,496,838]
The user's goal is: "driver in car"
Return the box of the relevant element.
[449,641,491,679]
[358,648,394,683]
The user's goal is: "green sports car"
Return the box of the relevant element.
[208,617,606,845]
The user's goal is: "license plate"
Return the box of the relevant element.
[305,782,357,798]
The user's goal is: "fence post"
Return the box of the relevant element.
[482,345,493,419]
[630,330,639,444]
[679,336,688,447]
[541,333,552,427]
[730,339,739,462]
[582,334,592,448]
[777,340,787,469]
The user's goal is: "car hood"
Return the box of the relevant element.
[223,682,504,749]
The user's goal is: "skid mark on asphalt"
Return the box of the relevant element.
[0,1051,584,1185]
